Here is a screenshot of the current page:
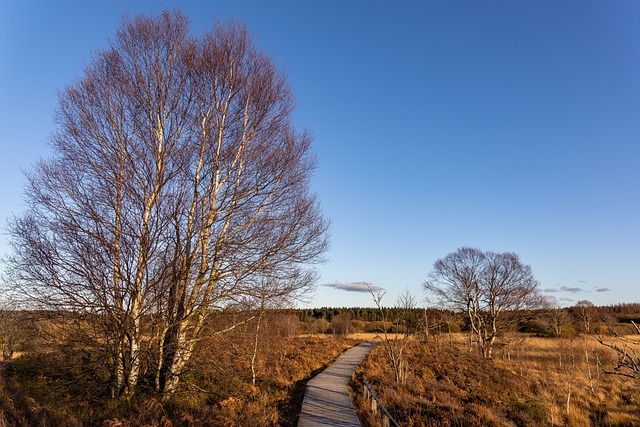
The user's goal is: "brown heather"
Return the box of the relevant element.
[0,325,357,426]
[352,334,640,426]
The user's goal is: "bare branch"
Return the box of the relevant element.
[424,248,540,359]
[6,11,328,398]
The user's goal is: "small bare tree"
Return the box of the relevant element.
[546,303,572,337]
[424,247,540,359]
[331,313,352,338]
[574,300,597,333]
[310,318,331,334]
[369,286,417,384]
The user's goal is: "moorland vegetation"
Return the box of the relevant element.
[1,302,640,425]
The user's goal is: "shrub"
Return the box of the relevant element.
[364,321,395,333]
[519,319,552,337]
[445,322,461,333]
[508,397,547,425]
[309,318,331,334]
[351,320,365,332]
[559,325,577,338]
[593,322,638,336]
[610,323,638,335]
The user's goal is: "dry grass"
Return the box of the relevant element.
[493,334,640,427]
[352,333,640,426]
[0,335,359,426]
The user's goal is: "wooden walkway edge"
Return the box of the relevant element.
[298,342,376,427]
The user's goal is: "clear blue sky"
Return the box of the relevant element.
[1,1,639,308]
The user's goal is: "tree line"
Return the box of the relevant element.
[294,306,425,323]
[292,302,640,335]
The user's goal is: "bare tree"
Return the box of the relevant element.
[545,303,572,337]
[369,286,418,384]
[423,247,484,352]
[424,309,460,348]
[6,11,328,398]
[310,318,331,334]
[574,300,597,333]
[240,274,311,386]
[331,313,352,338]
[424,247,540,359]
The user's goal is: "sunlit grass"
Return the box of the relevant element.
[352,333,640,426]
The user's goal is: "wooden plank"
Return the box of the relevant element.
[298,342,376,427]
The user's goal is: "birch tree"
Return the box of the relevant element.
[7,11,328,397]
[423,247,485,351]
[545,303,572,337]
[574,300,597,333]
[424,247,540,359]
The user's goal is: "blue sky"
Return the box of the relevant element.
[1,1,639,308]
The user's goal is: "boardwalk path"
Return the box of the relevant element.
[298,342,376,427]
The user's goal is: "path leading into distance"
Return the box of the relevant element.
[298,342,376,427]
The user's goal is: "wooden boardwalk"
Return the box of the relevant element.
[298,342,376,427]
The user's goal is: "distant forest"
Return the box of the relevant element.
[291,302,640,336]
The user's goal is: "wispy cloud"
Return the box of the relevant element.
[560,285,585,293]
[543,284,588,294]
[594,287,611,293]
[322,282,384,293]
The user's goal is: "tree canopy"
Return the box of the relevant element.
[7,10,328,396]
[424,247,540,358]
